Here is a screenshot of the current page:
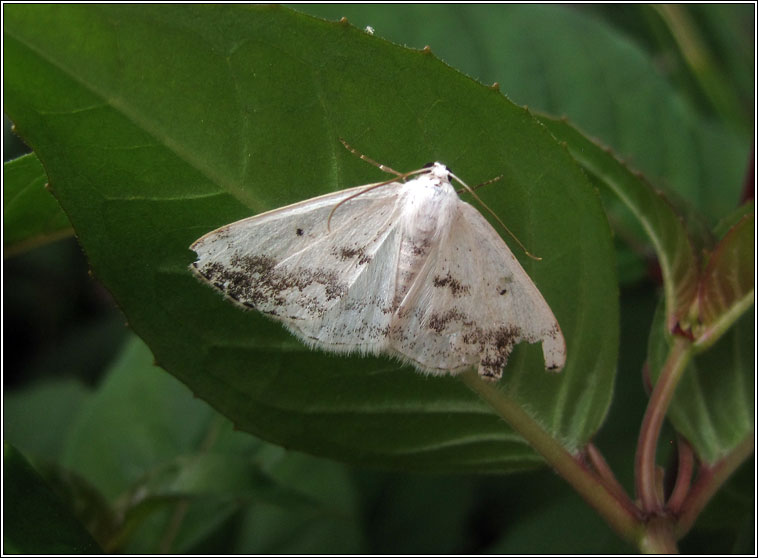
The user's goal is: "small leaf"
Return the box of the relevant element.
[648,303,754,463]
[695,209,755,348]
[3,153,71,255]
[3,443,101,554]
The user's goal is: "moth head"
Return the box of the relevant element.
[422,161,451,182]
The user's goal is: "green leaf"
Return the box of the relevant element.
[538,115,699,333]
[3,443,101,554]
[648,304,754,464]
[221,452,364,554]
[648,5,750,130]
[118,454,363,553]
[4,4,617,471]
[695,209,755,349]
[60,334,363,553]
[3,152,72,256]
[61,336,222,500]
[712,201,755,238]
[232,493,364,554]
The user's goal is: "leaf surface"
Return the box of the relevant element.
[4,4,617,471]
[3,153,71,254]
[696,209,755,346]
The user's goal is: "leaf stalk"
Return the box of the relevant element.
[461,371,644,546]
[635,336,693,513]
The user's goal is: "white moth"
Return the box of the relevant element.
[190,160,566,381]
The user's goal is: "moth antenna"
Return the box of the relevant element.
[449,172,542,261]
[473,174,503,191]
[456,174,503,195]
[339,138,403,176]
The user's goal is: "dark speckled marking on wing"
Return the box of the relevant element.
[432,272,471,297]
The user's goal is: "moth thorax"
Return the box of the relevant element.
[401,179,455,236]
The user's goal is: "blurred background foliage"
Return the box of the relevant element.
[3,4,753,553]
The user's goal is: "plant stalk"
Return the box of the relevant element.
[667,437,695,513]
[461,371,644,546]
[639,514,679,554]
[635,336,693,513]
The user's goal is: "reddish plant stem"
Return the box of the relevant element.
[635,336,693,513]
[667,437,695,514]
